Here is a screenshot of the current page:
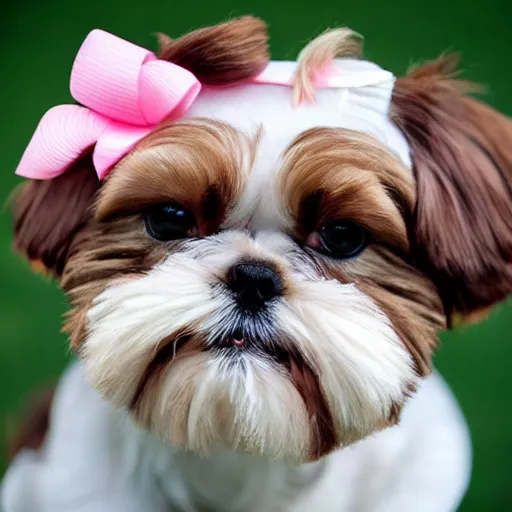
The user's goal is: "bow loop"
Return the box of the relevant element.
[15,105,110,180]
[70,29,201,126]
[138,60,202,124]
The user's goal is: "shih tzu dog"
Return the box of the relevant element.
[2,16,512,512]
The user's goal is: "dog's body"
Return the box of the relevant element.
[3,17,512,512]
[2,363,470,512]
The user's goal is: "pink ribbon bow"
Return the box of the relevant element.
[15,30,202,180]
[15,29,397,181]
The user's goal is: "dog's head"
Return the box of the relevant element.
[11,17,512,463]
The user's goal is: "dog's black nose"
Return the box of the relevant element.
[228,262,283,312]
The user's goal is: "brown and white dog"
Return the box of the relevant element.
[2,16,512,512]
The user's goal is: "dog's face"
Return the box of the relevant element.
[12,19,512,463]
[59,119,441,462]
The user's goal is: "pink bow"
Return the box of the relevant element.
[15,30,201,180]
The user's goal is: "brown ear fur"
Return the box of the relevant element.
[12,154,99,276]
[391,56,512,318]
[158,16,270,85]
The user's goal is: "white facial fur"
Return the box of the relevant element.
[82,231,416,463]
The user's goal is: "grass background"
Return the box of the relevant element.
[0,0,511,510]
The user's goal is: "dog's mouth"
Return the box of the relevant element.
[227,327,246,347]
[129,323,296,411]
[209,325,293,366]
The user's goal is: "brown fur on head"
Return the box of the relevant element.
[158,16,269,85]
[9,20,512,463]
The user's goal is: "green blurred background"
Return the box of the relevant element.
[1,0,511,510]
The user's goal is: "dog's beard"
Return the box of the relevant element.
[81,232,416,463]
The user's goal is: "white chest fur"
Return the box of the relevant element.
[1,362,471,512]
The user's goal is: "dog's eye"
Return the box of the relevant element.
[144,203,196,241]
[319,220,367,259]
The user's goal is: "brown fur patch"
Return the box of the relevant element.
[391,55,512,317]
[95,119,251,230]
[280,128,415,253]
[158,16,269,85]
[11,154,100,275]
[288,356,337,460]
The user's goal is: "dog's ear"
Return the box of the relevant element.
[390,56,512,322]
[11,154,99,277]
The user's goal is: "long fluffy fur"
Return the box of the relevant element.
[7,19,506,512]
